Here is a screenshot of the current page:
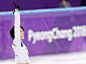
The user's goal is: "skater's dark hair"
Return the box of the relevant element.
[10,25,24,40]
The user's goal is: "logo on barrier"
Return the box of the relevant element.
[28,25,86,44]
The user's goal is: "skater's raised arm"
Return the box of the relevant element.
[14,9,21,47]
[13,2,21,47]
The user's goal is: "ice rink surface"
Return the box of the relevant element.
[0,52,86,64]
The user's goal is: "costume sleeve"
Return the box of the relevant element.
[14,9,21,48]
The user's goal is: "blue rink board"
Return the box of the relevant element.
[0,7,86,15]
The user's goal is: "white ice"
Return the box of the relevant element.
[0,52,86,64]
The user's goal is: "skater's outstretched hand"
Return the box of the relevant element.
[13,2,20,14]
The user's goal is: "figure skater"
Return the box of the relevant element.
[10,2,30,64]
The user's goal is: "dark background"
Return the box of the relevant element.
[0,0,82,12]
